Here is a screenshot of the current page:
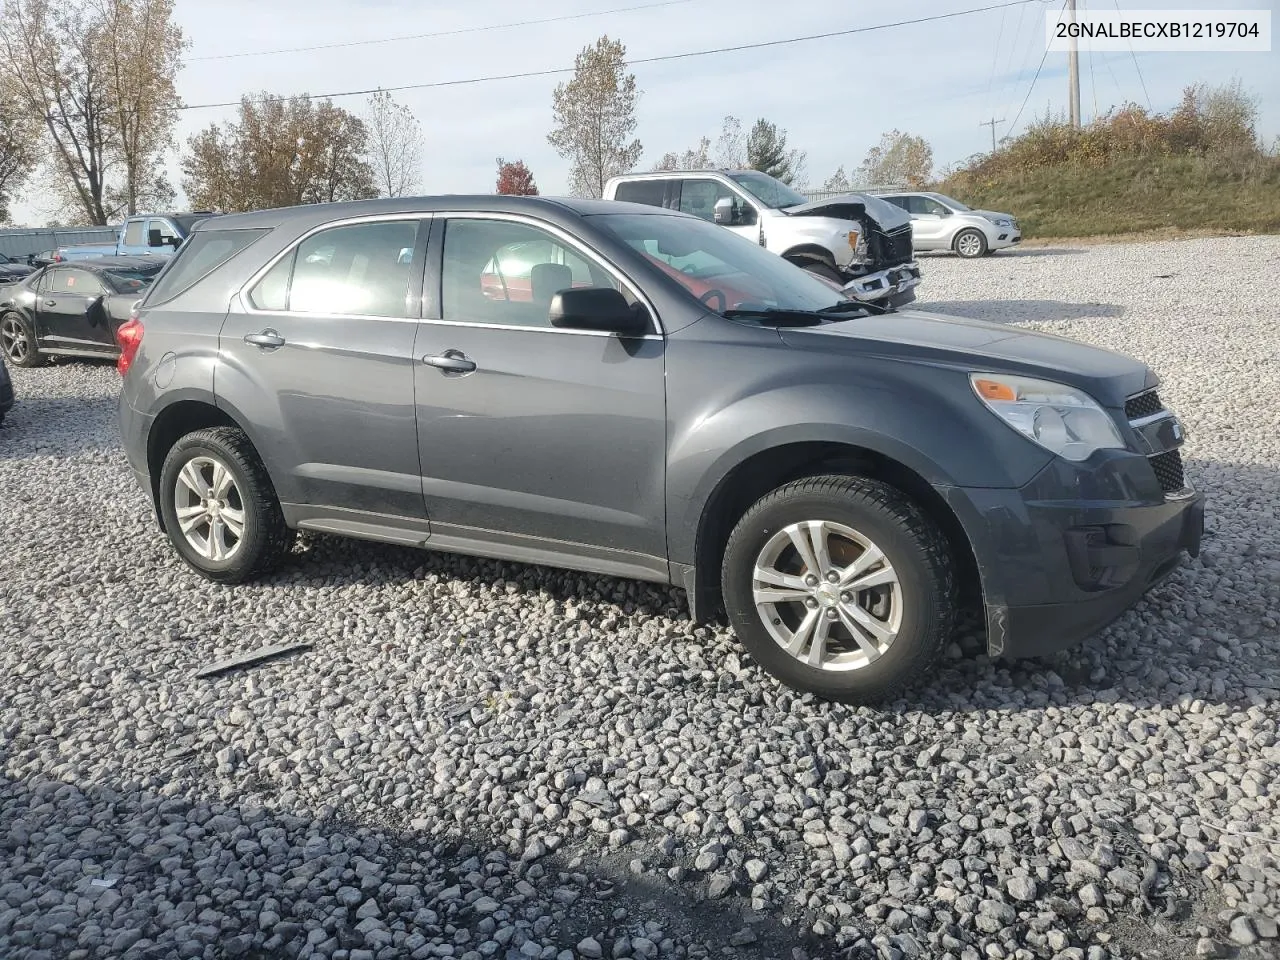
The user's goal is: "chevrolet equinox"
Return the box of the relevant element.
[117,197,1205,703]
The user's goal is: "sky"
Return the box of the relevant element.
[10,0,1280,223]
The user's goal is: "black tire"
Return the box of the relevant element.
[1,312,47,368]
[721,475,956,704]
[953,228,988,259]
[158,427,295,583]
[798,260,844,284]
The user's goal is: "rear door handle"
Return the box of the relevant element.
[244,330,286,348]
[422,350,476,374]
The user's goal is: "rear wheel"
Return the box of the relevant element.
[158,427,295,583]
[953,229,988,259]
[1,313,46,368]
[721,475,956,704]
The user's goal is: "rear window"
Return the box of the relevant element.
[144,228,269,304]
[612,180,667,208]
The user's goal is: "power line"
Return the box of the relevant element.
[177,0,1045,112]
[982,1,1010,125]
[189,0,694,62]
[1111,0,1151,107]
[1006,0,1066,138]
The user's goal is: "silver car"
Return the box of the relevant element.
[877,191,1021,259]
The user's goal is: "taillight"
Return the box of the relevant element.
[115,313,144,376]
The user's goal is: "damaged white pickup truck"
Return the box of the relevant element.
[604,168,922,307]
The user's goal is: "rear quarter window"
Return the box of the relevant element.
[144,228,270,305]
[612,180,667,208]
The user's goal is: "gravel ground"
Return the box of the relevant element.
[2,235,1278,960]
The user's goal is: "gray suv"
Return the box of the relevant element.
[117,196,1204,703]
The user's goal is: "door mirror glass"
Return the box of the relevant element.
[713,197,734,225]
[712,195,755,227]
[147,228,164,247]
[549,287,647,336]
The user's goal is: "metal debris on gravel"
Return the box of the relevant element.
[2,237,1278,960]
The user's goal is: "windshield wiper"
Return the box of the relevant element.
[823,298,888,316]
[722,307,826,326]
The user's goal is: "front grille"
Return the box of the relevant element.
[1124,390,1163,420]
[876,227,914,266]
[1150,449,1185,493]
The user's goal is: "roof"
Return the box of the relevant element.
[195,195,679,232]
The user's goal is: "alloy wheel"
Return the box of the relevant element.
[956,232,984,257]
[752,519,902,671]
[172,455,246,562]
[1,317,28,363]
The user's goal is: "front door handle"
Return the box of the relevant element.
[244,329,286,348]
[422,350,476,374]
[44,299,56,307]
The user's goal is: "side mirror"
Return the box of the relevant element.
[147,227,164,247]
[549,287,648,336]
[713,197,735,225]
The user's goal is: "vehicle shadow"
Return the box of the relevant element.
[915,299,1125,324]
[0,752,835,959]
[914,247,1084,258]
[237,455,1277,716]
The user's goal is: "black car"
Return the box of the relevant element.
[0,252,36,286]
[0,256,166,367]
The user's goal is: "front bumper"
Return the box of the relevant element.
[840,261,922,303]
[945,463,1205,659]
[990,227,1022,250]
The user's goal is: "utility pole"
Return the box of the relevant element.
[979,117,1004,153]
[1067,0,1081,128]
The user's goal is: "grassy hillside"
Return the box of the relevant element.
[933,83,1279,240]
[937,154,1280,240]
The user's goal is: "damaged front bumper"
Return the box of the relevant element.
[840,260,922,305]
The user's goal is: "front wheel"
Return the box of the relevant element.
[799,260,844,285]
[953,228,988,259]
[1,313,47,367]
[721,475,956,704]
[158,427,295,583]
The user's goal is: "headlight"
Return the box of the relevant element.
[983,215,1011,227]
[970,373,1125,461]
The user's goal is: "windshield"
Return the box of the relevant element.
[594,212,852,318]
[0,254,11,264]
[103,268,160,293]
[727,171,810,210]
[932,193,971,211]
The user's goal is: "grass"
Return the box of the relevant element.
[936,154,1280,240]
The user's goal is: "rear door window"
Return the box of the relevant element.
[145,228,270,304]
[270,220,421,318]
[122,220,145,247]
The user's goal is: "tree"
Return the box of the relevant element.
[182,94,378,213]
[0,0,116,224]
[495,157,538,195]
[858,130,934,188]
[0,81,39,222]
[822,166,852,193]
[713,116,745,168]
[364,89,424,198]
[94,0,185,216]
[746,118,806,185]
[547,35,642,198]
[653,136,710,171]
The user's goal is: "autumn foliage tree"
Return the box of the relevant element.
[547,35,642,198]
[364,89,423,198]
[495,158,538,195]
[858,130,934,188]
[182,94,378,213]
[0,80,39,221]
[0,0,185,224]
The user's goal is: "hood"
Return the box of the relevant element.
[777,308,1153,405]
[782,192,912,232]
[0,262,33,281]
[969,209,1013,221]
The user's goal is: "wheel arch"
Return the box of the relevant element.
[685,439,981,626]
[780,244,838,269]
[145,399,250,530]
